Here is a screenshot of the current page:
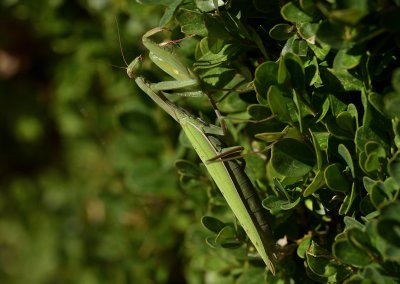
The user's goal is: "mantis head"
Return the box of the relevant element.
[126,55,143,79]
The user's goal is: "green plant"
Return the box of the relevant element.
[123,0,400,282]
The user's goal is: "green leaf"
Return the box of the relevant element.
[310,130,323,170]
[297,235,312,258]
[316,98,330,123]
[333,239,373,267]
[355,126,389,153]
[299,0,318,16]
[339,182,356,215]
[281,2,314,23]
[325,68,363,91]
[204,14,232,53]
[254,62,279,101]
[338,144,355,178]
[298,22,318,43]
[328,94,348,116]
[343,216,364,231]
[201,216,226,234]
[308,41,331,60]
[316,21,354,50]
[195,0,224,12]
[392,68,400,93]
[381,202,400,222]
[306,241,352,281]
[305,56,320,86]
[281,194,302,210]
[303,169,325,197]
[394,119,400,149]
[284,52,305,92]
[269,24,296,41]
[347,228,376,257]
[324,163,351,192]
[195,41,241,69]
[333,48,362,70]
[277,57,287,84]
[159,0,183,27]
[247,105,273,121]
[282,35,309,56]
[329,8,369,26]
[370,182,390,208]
[267,85,292,123]
[388,152,400,186]
[218,92,248,113]
[369,92,385,116]
[262,195,288,214]
[362,264,398,284]
[347,103,359,128]
[176,8,207,36]
[336,111,355,133]
[365,142,386,158]
[215,226,241,248]
[271,138,315,177]
[343,275,364,283]
[384,92,400,119]
[377,219,400,249]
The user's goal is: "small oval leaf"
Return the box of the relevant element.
[271,138,315,177]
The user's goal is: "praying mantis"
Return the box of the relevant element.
[124,27,278,274]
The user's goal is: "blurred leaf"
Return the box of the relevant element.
[333,239,373,267]
[254,62,279,102]
[316,22,354,50]
[333,48,362,70]
[269,24,296,41]
[324,163,351,192]
[159,0,183,26]
[271,138,315,178]
[201,216,226,234]
[281,2,314,23]
[196,0,224,12]
[215,226,241,248]
[267,85,292,123]
[338,144,355,178]
[176,8,207,36]
[388,152,400,185]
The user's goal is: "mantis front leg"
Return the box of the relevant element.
[138,27,228,133]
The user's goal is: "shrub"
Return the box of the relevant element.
[127,0,400,282]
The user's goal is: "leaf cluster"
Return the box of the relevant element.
[132,0,400,282]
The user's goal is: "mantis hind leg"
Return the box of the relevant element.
[206,146,244,164]
[206,139,281,165]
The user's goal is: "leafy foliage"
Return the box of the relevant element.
[1,0,399,283]
[129,0,400,282]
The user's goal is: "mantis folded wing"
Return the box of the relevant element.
[128,28,278,274]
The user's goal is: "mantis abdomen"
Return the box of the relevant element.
[225,159,275,243]
[181,122,277,273]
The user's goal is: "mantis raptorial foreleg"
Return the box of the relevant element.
[135,27,228,132]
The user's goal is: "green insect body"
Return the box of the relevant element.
[179,113,277,274]
[135,77,277,274]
